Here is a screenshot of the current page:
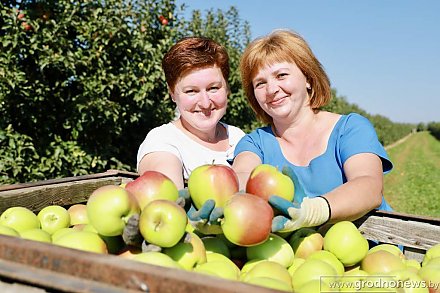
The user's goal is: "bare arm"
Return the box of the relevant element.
[231,151,262,191]
[138,151,185,190]
[324,153,384,222]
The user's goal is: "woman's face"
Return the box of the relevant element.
[171,66,228,131]
[252,61,309,122]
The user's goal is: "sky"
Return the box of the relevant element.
[176,0,440,124]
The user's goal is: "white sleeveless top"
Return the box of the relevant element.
[136,122,245,181]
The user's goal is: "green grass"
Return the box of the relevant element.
[383,131,440,217]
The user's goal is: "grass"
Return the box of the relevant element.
[383,131,440,217]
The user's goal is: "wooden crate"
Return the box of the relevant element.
[0,170,279,293]
[0,170,439,292]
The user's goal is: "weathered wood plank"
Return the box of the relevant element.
[0,235,279,293]
[0,170,138,213]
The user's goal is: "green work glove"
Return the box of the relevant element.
[269,195,331,233]
[187,199,224,235]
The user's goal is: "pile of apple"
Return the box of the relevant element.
[1,164,440,293]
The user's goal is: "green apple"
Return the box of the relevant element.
[246,233,294,268]
[417,261,440,292]
[0,206,40,233]
[221,193,273,247]
[131,251,183,270]
[291,258,337,291]
[37,205,70,235]
[201,236,230,258]
[164,232,207,271]
[361,250,406,274]
[86,185,140,236]
[422,243,440,267]
[0,224,20,237]
[67,204,89,226]
[323,220,369,267]
[339,269,369,292]
[194,252,240,281]
[51,227,75,243]
[139,199,187,248]
[187,164,239,209]
[125,171,179,210]
[295,279,337,293]
[245,164,294,202]
[241,260,292,290]
[307,250,345,276]
[52,230,108,254]
[385,269,429,293]
[287,257,306,277]
[240,259,267,279]
[20,228,52,243]
[289,227,324,259]
[405,258,421,273]
[245,276,292,292]
[368,243,405,260]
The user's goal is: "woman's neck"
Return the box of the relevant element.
[176,119,222,144]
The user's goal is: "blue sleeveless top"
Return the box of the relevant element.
[234,113,393,211]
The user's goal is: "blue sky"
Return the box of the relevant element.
[176,0,440,124]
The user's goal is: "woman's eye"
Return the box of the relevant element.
[277,72,288,78]
[254,81,265,89]
[184,89,196,94]
[209,87,219,92]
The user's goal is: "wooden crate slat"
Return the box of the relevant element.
[0,235,278,293]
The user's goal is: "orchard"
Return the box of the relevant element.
[1,165,439,292]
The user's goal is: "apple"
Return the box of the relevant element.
[422,243,440,267]
[307,250,345,276]
[221,193,273,247]
[295,279,337,293]
[0,224,20,237]
[51,227,75,243]
[117,245,143,259]
[291,258,337,291]
[287,257,306,277]
[361,250,406,274]
[201,236,231,258]
[0,206,40,233]
[164,232,207,271]
[339,269,369,292]
[52,230,108,254]
[241,260,292,290]
[323,220,369,267]
[20,228,52,243]
[194,252,240,281]
[246,233,294,268]
[289,227,324,259]
[385,269,430,293]
[240,259,267,278]
[368,243,405,260]
[138,199,187,248]
[67,204,89,226]
[245,276,292,292]
[125,171,179,210]
[131,251,183,270]
[37,205,70,235]
[405,258,422,273]
[187,164,239,209]
[86,185,140,236]
[245,164,294,202]
[417,262,440,292]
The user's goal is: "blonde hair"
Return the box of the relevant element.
[240,29,331,124]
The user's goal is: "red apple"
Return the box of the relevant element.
[221,193,273,247]
[125,171,179,210]
[187,164,239,209]
[67,204,89,226]
[246,164,294,202]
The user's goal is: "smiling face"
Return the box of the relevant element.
[252,61,310,123]
[171,66,228,133]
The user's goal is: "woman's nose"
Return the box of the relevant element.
[266,79,279,96]
[198,91,211,108]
